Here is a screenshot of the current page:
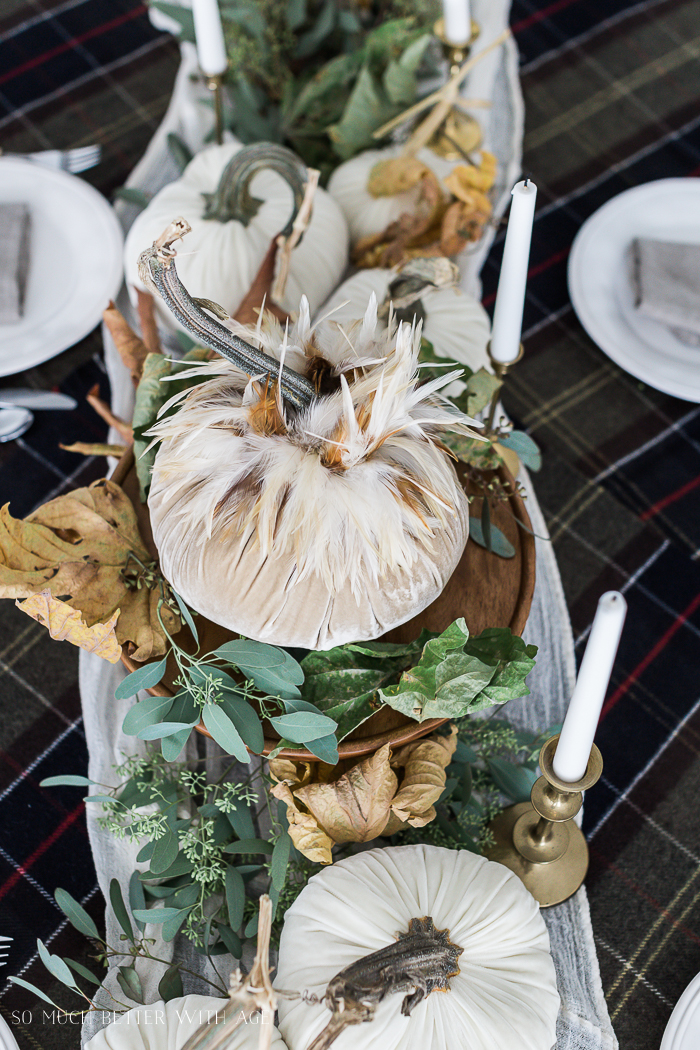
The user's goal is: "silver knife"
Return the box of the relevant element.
[0,389,77,410]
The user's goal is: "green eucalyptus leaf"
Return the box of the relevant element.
[117,965,144,1004]
[268,711,337,744]
[131,907,182,925]
[158,964,184,1003]
[65,958,102,986]
[286,0,307,30]
[129,871,147,933]
[170,589,199,645]
[202,705,249,762]
[486,757,538,803]
[499,430,542,471]
[8,977,61,1008]
[115,659,168,700]
[225,866,245,930]
[137,720,198,740]
[481,497,492,551]
[37,940,77,989]
[224,839,274,856]
[40,774,96,788]
[270,831,291,892]
[469,517,516,558]
[161,725,194,762]
[166,133,193,174]
[109,879,134,943]
[150,2,196,41]
[55,889,100,940]
[150,830,179,875]
[220,695,264,753]
[122,694,174,736]
[304,734,339,763]
[226,804,256,841]
[113,186,150,209]
[162,907,191,942]
[294,0,336,59]
[216,923,242,959]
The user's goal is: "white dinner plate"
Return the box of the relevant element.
[661,971,700,1050]
[567,178,700,402]
[0,157,123,377]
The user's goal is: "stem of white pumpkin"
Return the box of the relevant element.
[201,143,308,237]
[139,219,317,412]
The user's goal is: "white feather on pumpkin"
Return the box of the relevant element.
[147,295,481,648]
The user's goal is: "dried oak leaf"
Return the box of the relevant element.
[16,591,121,663]
[0,478,179,662]
[270,729,456,862]
[103,301,152,387]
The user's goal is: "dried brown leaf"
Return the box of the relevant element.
[0,479,179,662]
[103,302,152,387]
[385,725,458,833]
[269,782,334,865]
[367,157,430,197]
[60,442,128,458]
[86,385,133,443]
[16,591,121,663]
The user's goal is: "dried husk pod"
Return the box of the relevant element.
[146,294,482,649]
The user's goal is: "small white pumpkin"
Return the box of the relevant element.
[124,142,349,333]
[276,844,560,1050]
[316,267,491,375]
[147,294,480,650]
[84,994,288,1050]
[327,147,458,244]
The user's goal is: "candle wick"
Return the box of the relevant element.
[524,177,530,187]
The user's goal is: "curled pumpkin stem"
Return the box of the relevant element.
[138,218,317,412]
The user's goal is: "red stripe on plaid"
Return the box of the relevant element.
[0,801,84,902]
[601,589,700,718]
[640,473,700,520]
[0,4,147,88]
[512,0,580,34]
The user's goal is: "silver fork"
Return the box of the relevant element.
[0,935,12,967]
[3,144,101,173]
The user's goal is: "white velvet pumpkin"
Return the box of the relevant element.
[327,147,458,245]
[276,844,559,1050]
[84,994,288,1050]
[316,268,491,375]
[147,295,479,650]
[124,142,349,333]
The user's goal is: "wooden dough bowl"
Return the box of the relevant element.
[114,449,535,761]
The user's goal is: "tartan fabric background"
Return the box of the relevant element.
[0,1,699,1047]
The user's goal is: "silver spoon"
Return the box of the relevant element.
[0,404,33,442]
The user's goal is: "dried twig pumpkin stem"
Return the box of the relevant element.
[180,895,277,1050]
[139,219,317,412]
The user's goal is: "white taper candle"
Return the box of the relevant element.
[192,0,227,76]
[489,179,537,364]
[552,591,627,783]
[443,0,471,44]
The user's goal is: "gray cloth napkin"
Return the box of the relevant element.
[0,203,30,323]
[631,237,700,346]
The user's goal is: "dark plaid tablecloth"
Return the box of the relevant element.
[1,2,699,1048]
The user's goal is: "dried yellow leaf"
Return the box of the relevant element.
[385,725,458,834]
[0,478,180,662]
[367,157,432,198]
[16,591,122,663]
[269,782,334,865]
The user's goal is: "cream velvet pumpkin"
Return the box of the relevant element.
[124,142,349,333]
[327,147,458,245]
[275,844,559,1050]
[316,268,491,374]
[84,994,288,1050]
[147,295,478,650]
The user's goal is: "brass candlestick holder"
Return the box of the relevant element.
[485,735,603,907]
[485,340,524,432]
[205,72,225,145]
[431,18,482,158]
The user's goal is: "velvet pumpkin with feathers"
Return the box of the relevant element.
[146,293,483,650]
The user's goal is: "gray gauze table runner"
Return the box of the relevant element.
[80,5,617,1045]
